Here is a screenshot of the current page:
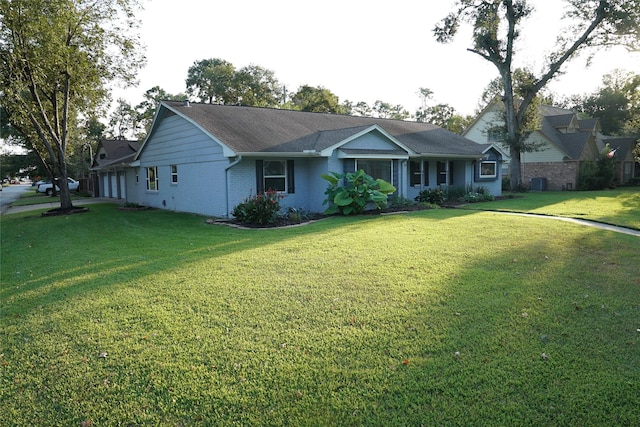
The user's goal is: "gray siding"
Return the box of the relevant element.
[131,114,229,216]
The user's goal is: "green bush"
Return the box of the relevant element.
[577,146,617,190]
[461,186,495,203]
[232,189,283,225]
[322,169,396,215]
[388,195,415,208]
[415,188,446,205]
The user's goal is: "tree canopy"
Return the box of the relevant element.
[0,0,145,208]
[185,59,283,107]
[568,70,640,136]
[288,85,347,114]
[435,0,640,191]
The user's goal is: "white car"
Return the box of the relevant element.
[36,178,80,195]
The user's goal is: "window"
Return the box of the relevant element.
[146,166,158,191]
[264,160,286,192]
[171,165,178,184]
[479,161,497,179]
[355,159,392,183]
[410,160,429,186]
[256,160,294,194]
[487,129,504,143]
[437,161,447,185]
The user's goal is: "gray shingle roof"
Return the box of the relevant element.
[159,101,484,157]
[539,116,591,160]
[92,139,140,170]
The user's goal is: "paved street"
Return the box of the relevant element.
[0,184,32,214]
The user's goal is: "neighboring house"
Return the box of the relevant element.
[464,100,601,190]
[466,100,640,189]
[599,136,640,184]
[122,101,502,217]
[90,139,141,199]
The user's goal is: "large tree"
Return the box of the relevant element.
[434,0,640,191]
[569,70,640,135]
[134,86,187,137]
[185,58,236,104]
[288,85,347,114]
[0,0,145,209]
[231,64,283,107]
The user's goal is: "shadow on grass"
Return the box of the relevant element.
[2,205,638,425]
[0,205,477,316]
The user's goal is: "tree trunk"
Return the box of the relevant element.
[509,145,522,191]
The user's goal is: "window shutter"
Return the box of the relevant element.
[287,160,295,194]
[256,160,264,194]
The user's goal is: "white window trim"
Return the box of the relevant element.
[170,165,178,185]
[146,166,159,191]
[263,160,287,193]
[479,160,497,179]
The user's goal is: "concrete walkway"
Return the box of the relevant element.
[1,198,121,215]
[488,211,640,237]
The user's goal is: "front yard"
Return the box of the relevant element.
[1,190,639,425]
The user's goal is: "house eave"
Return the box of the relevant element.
[411,153,484,160]
[230,151,323,158]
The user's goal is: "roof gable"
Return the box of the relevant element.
[92,139,140,169]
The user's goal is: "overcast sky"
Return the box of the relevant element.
[110,0,639,117]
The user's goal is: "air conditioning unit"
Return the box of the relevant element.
[530,177,547,191]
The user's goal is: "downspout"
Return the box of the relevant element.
[224,155,243,218]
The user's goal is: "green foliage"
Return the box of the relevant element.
[288,85,347,114]
[415,188,447,205]
[577,144,617,190]
[232,189,283,225]
[416,185,495,205]
[322,169,396,215]
[461,186,495,203]
[572,70,640,135]
[0,0,145,208]
[435,1,640,191]
[388,195,415,209]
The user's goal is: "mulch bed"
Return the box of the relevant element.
[206,205,439,229]
[42,206,90,217]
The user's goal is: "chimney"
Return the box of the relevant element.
[183,100,190,107]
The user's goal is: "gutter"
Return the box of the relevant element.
[232,151,322,158]
[224,155,243,218]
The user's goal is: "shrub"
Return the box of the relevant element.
[388,195,415,209]
[322,169,396,215]
[461,186,495,203]
[446,185,467,201]
[415,188,446,205]
[577,145,617,190]
[232,189,283,225]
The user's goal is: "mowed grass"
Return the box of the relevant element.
[468,187,640,230]
[1,203,639,426]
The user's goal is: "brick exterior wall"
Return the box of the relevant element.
[522,161,579,191]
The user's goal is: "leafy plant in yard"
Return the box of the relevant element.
[322,169,396,215]
[232,189,283,225]
[415,187,446,205]
[461,185,495,203]
[388,195,415,209]
[577,144,617,190]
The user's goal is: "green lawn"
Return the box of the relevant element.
[1,200,639,426]
[467,187,640,230]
